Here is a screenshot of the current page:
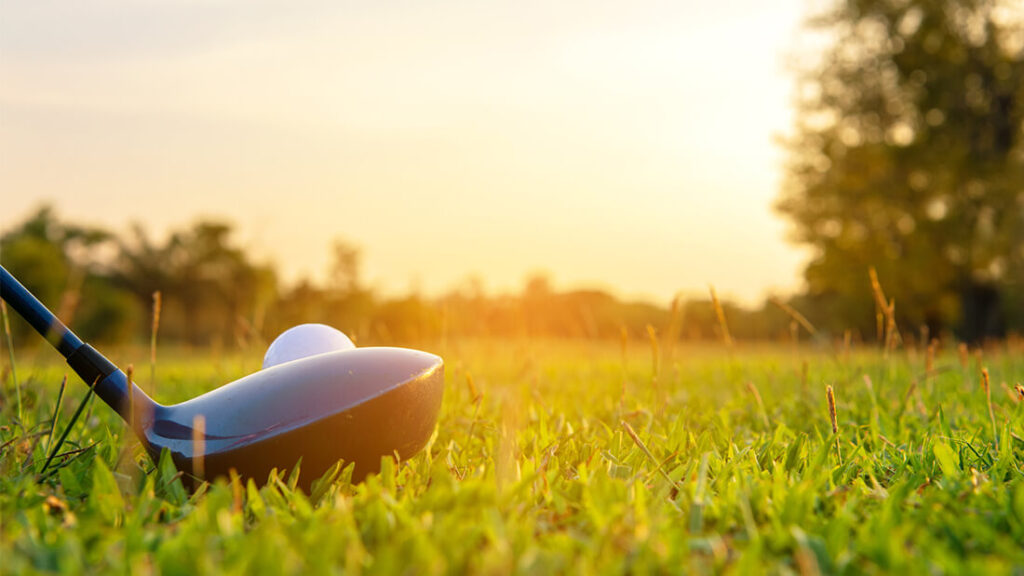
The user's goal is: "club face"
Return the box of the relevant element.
[138,347,444,487]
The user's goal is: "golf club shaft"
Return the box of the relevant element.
[0,265,83,357]
[0,265,155,424]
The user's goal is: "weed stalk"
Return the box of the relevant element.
[826,385,842,465]
[709,286,733,348]
[982,368,998,448]
[1,300,22,423]
[150,291,161,395]
[47,375,68,455]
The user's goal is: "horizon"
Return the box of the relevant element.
[1,1,817,307]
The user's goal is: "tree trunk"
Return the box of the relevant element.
[960,281,1004,344]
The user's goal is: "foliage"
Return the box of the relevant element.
[779,0,1024,341]
[115,220,278,347]
[0,207,131,343]
[2,206,804,348]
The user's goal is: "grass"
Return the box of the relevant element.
[2,337,1024,574]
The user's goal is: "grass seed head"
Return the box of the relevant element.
[709,286,734,347]
[646,324,659,383]
[981,368,998,448]
[465,373,480,403]
[926,340,936,374]
[769,297,817,337]
[826,385,838,435]
[745,381,770,429]
[826,385,842,464]
[150,291,162,391]
[126,364,135,429]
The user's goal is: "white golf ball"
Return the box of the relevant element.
[263,323,355,369]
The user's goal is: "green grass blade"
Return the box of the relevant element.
[1,300,21,424]
[39,377,97,477]
[46,375,68,457]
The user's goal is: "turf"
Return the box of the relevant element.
[2,339,1024,574]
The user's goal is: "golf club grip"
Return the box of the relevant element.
[0,265,84,357]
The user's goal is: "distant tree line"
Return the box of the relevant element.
[1,204,1020,349]
[0,206,810,348]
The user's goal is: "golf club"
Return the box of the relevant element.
[0,265,444,489]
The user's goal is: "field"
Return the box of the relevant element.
[2,337,1024,574]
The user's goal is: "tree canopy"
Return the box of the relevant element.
[778,0,1024,341]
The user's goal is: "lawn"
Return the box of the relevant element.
[2,338,1024,574]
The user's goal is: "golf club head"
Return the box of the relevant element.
[130,347,444,489]
[2,266,445,490]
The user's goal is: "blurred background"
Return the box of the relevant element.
[1,0,1022,348]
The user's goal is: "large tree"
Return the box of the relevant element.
[778,0,1024,341]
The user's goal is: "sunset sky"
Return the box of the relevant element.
[2,1,816,305]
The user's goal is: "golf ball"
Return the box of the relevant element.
[263,323,355,369]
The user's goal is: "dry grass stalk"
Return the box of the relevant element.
[826,385,842,464]
[709,286,733,347]
[56,267,85,326]
[230,469,244,513]
[126,364,135,431]
[900,380,918,416]
[150,291,162,394]
[982,368,998,447]
[646,324,659,386]
[619,326,629,404]
[1001,381,1020,403]
[465,373,480,403]
[621,420,680,490]
[1,300,22,423]
[958,343,969,370]
[885,304,898,353]
[769,297,818,337]
[496,392,521,490]
[926,340,936,376]
[664,295,683,369]
[867,267,888,313]
[868,267,901,353]
[745,381,770,429]
[193,414,206,482]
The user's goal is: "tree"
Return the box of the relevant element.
[324,239,374,340]
[0,206,142,343]
[115,220,276,346]
[778,0,1024,341]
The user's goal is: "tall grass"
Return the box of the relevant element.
[1,300,22,423]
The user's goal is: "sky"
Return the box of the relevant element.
[1,0,815,306]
